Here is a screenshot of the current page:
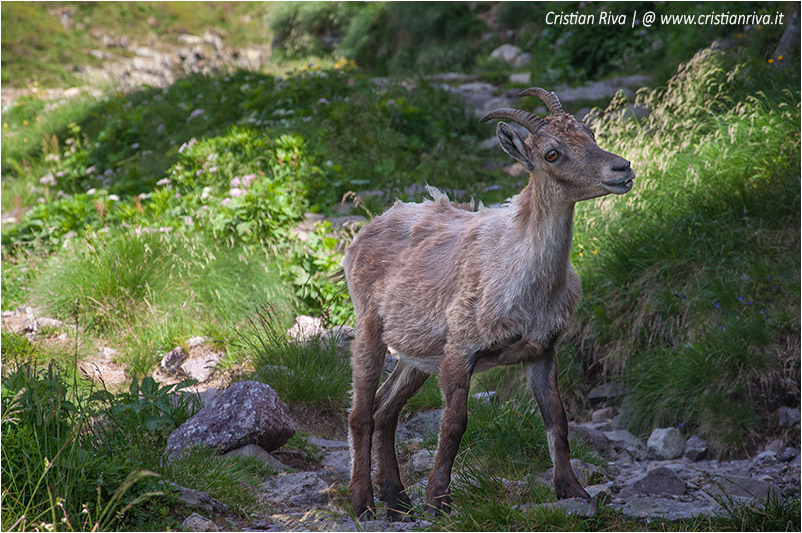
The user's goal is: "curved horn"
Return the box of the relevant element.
[479,108,546,135]
[519,87,565,115]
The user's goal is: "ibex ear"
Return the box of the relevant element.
[496,122,534,170]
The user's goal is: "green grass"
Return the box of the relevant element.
[28,230,292,376]
[565,47,800,455]
[243,305,352,409]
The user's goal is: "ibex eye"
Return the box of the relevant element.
[544,150,559,162]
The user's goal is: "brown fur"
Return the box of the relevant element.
[344,93,635,519]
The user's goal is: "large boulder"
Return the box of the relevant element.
[164,381,295,462]
[647,427,685,460]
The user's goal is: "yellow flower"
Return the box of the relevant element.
[2,123,7,129]
[23,137,29,143]
[757,24,762,30]
[768,58,774,64]
[33,81,38,86]
[738,33,743,38]
[578,251,584,257]
[593,249,598,255]
[40,90,46,96]
[778,55,784,61]
[23,120,29,126]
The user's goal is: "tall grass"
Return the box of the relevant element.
[566,47,800,455]
[30,230,293,375]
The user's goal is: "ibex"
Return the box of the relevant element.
[343,87,634,519]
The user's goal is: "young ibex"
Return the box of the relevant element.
[344,87,634,519]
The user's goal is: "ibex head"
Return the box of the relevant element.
[481,87,634,201]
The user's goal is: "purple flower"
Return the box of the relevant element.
[156,178,171,186]
[178,137,197,154]
[187,109,205,122]
[241,173,257,187]
[230,177,241,187]
[131,142,140,150]
[208,166,218,173]
[220,198,231,206]
[55,171,66,178]
[86,165,96,174]
[39,173,56,186]
[714,302,720,309]
[229,187,246,198]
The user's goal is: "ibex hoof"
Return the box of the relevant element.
[555,476,591,500]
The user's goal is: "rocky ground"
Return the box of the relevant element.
[4,305,800,531]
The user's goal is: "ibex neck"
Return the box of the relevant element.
[511,176,575,260]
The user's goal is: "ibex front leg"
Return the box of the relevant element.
[425,349,474,513]
[525,343,590,500]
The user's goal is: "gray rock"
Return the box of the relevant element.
[478,137,499,151]
[489,44,523,65]
[684,435,708,461]
[619,467,686,497]
[410,449,436,473]
[286,315,324,341]
[591,407,615,422]
[472,391,497,404]
[260,472,329,506]
[509,72,532,85]
[647,427,684,460]
[512,52,533,68]
[777,406,800,427]
[707,474,781,500]
[182,512,218,532]
[752,451,778,466]
[588,383,624,400]
[569,425,610,454]
[764,438,784,453]
[397,410,442,442]
[179,344,223,383]
[222,444,290,471]
[780,447,800,462]
[585,484,613,505]
[618,496,719,520]
[160,346,187,373]
[604,429,645,453]
[320,449,351,480]
[164,381,295,462]
[308,437,349,450]
[162,481,227,514]
[186,336,211,348]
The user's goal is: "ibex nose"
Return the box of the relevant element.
[612,160,631,172]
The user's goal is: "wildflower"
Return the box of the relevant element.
[104,168,114,177]
[221,197,231,206]
[303,116,312,122]
[55,171,65,178]
[23,120,29,126]
[208,166,218,173]
[229,187,246,198]
[40,173,56,186]
[241,173,257,187]
[108,194,120,201]
[86,188,96,195]
[184,216,194,226]
[593,249,598,254]
[65,138,74,145]
[178,137,197,154]
[33,81,38,87]
[738,33,743,38]
[2,123,7,128]
[38,197,46,203]
[131,142,140,150]
[187,109,205,122]
[738,296,744,301]
[201,187,213,200]
[86,165,96,174]
[156,178,171,186]
[578,251,583,256]
[230,177,241,187]
[318,98,329,105]
[23,138,28,143]
[778,55,784,61]
[768,58,774,64]
[714,302,720,309]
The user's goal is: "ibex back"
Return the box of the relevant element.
[344,87,635,520]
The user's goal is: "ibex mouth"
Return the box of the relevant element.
[602,177,634,194]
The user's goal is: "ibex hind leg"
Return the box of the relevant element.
[373,358,429,521]
[348,313,386,520]
[524,348,590,500]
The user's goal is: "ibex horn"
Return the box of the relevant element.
[519,87,565,115]
[479,108,547,135]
